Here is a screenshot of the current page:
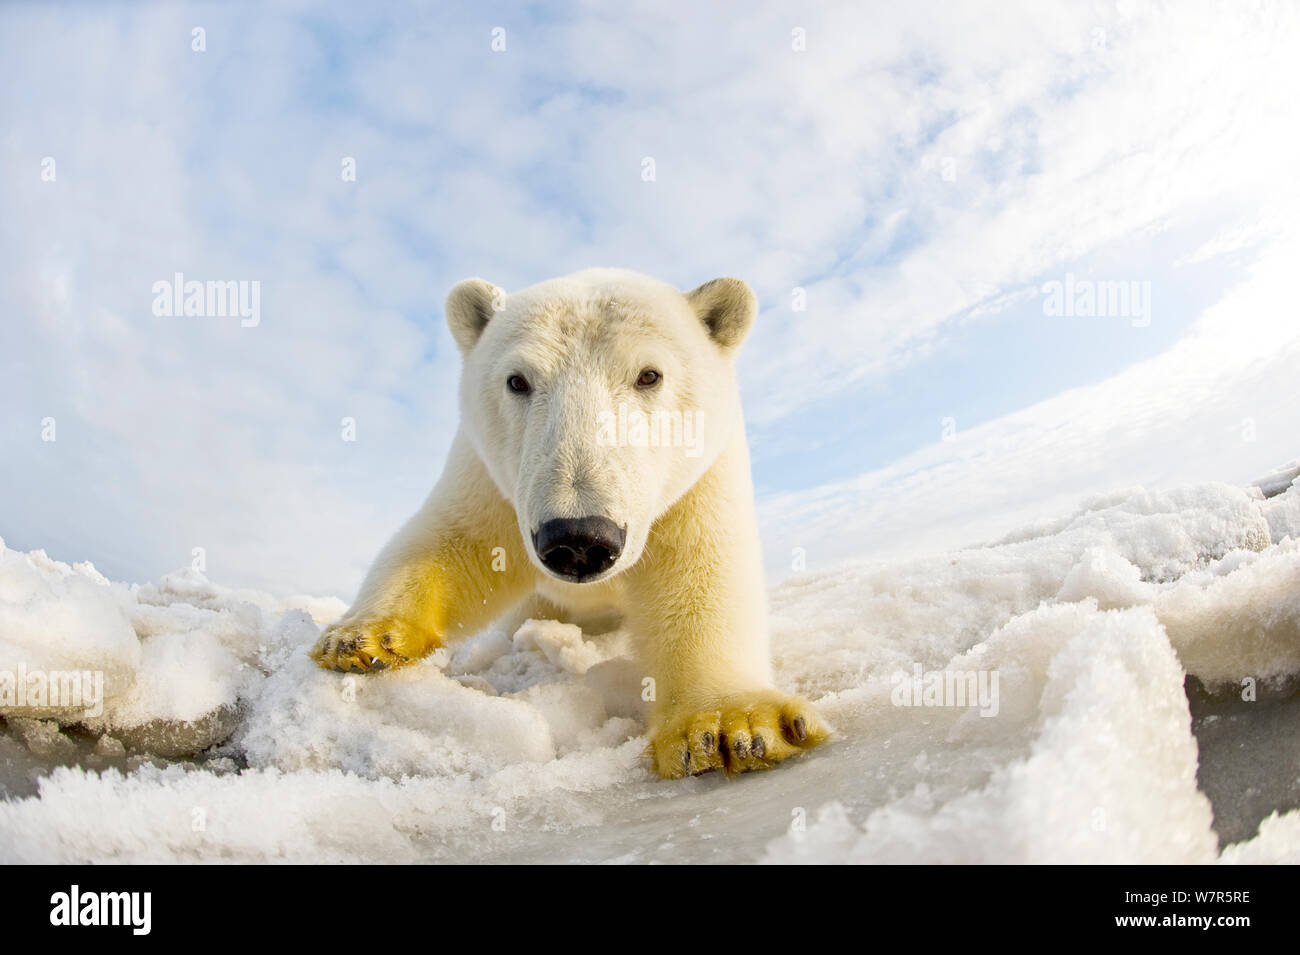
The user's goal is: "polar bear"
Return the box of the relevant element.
[311,268,829,778]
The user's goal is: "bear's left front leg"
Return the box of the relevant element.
[625,443,830,779]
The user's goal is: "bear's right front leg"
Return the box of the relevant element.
[312,437,536,672]
[625,439,831,778]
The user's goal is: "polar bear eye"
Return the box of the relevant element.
[507,374,532,395]
[635,368,662,389]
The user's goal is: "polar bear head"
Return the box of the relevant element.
[446,268,757,584]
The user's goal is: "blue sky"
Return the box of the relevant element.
[2,1,1298,596]
[749,228,1246,495]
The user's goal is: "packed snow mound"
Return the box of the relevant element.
[1,478,1299,863]
[761,605,1215,863]
[1263,481,1300,544]
[990,482,1272,580]
[0,549,347,756]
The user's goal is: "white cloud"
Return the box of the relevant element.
[760,233,1300,578]
[1,1,1297,596]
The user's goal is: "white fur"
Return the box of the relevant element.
[461,269,743,579]
[316,268,827,777]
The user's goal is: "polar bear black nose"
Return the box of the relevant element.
[533,517,626,581]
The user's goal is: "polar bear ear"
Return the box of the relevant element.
[685,277,757,352]
[445,278,503,353]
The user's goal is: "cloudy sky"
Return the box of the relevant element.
[2,0,1298,597]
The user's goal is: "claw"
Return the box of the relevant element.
[791,716,807,742]
[650,694,828,779]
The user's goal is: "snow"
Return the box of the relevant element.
[1219,812,1300,865]
[763,605,1216,863]
[2,477,1299,863]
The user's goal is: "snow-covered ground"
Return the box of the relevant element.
[2,472,1299,863]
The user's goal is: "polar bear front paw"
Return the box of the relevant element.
[310,615,438,672]
[650,691,830,779]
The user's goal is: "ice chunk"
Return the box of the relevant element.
[237,651,558,778]
[511,618,611,675]
[1262,482,1300,543]
[1251,460,1300,499]
[1157,539,1300,690]
[762,606,1216,863]
[1056,548,1154,609]
[0,542,141,714]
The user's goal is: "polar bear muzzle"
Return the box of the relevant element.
[532,516,627,582]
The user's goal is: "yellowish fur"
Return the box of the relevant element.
[312,437,535,670]
[311,269,830,778]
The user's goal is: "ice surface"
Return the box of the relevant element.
[1,477,1298,863]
